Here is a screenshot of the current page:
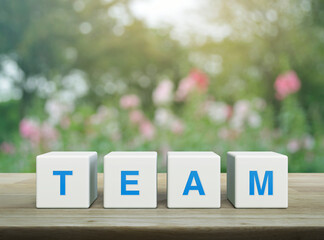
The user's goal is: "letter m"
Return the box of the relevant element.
[249,171,273,196]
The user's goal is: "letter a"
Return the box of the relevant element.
[183,171,205,195]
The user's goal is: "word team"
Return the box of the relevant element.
[36,151,288,209]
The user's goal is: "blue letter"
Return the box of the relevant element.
[121,171,139,195]
[183,171,205,195]
[53,170,73,195]
[249,171,273,195]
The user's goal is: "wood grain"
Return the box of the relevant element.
[0,173,323,240]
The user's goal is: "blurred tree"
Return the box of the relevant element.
[0,0,323,173]
[0,0,190,135]
[0,0,77,116]
[193,0,324,132]
[73,1,190,111]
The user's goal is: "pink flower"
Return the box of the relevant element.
[129,110,144,125]
[287,139,300,153]
[274,71,301,100]
[189,69,209,90]
[139,120,155,140]
[119,94,140,109]
[229,100,250,130]
[152,79,174,105]
[175,69,209,101]
[19,119,59,147]
[175,77,196,101]
[19,119,41,144]
[0,142,15,154]
[170,120,184,135]
[41,123,59,143]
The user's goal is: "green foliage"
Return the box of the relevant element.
[0,0,323,173]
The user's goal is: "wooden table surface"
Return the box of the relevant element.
[0,173,323,240]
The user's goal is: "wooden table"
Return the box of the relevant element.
[0,173,323,240]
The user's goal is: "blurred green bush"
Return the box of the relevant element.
[0,0,323,172]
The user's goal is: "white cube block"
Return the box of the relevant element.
[104,151,157,208]
[167,151,221,208]
[227,151,288,208]
[36,151,97,208]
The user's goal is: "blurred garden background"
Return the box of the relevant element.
[0,0,323,172]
